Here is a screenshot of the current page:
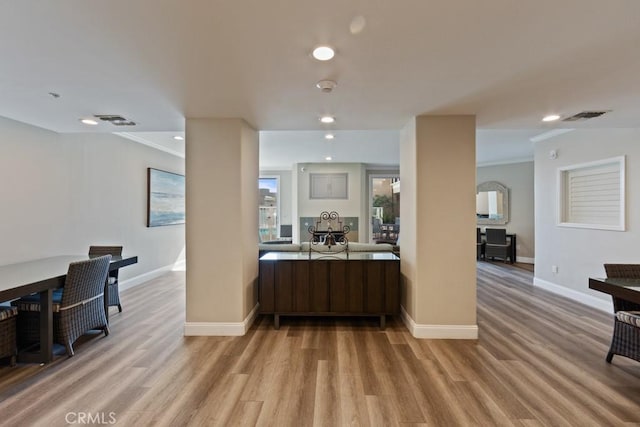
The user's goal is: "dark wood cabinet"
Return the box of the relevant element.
[259,252,400,328]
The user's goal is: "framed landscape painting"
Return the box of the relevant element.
[147,168,185,227]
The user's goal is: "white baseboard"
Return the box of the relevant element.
[533,277,612,313]
[517,256,535,264]
[118,258,186,292]
[184,303,260,336]
[400,307,478,339]
[171,259,186,271]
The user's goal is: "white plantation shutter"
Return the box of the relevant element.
[558,156,625,231]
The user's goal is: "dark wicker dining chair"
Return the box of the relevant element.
[89,245,123,312]
[484,228,512,263]
[0,306,18,366]
[13,255,112,357]
[476,227,485,260]
[603,264,640,363]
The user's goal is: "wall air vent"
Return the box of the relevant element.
[94,114,136,126]
[562,111,610,122]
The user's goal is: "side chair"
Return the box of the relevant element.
[89,245,124,313]
[13,255,112,357]
[603,263,640,364]
[476,227,485,260]
[484,228,512,263]
[0,306,18,366]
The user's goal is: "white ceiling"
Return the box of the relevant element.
[2,1,639,167]
[260,130,400,170]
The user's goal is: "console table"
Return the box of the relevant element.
[258,252,400,329]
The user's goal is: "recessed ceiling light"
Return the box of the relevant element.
[80,118,99,126]
[325,133,335,140]
[320,115,335,124]
[312,46,335,61]
[542,114,561,122]
[325,156,332,161]
[173,136,184,141]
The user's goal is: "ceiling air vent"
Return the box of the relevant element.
[562,111,610,122]
[94,114,136,126]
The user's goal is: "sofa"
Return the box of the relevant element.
[258,242,396,258]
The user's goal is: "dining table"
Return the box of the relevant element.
[589,277,640,305]
[0,254,138,363]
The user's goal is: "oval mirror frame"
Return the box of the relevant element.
[477,181,509,225]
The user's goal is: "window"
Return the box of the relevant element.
[558,156,625,231]
[370,175,400,243]
[259,177,279,241]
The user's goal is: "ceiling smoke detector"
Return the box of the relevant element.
[562,111,610,122]
[316,80,337,93]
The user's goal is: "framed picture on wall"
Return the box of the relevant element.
[147,168,185,227]
[310,173,348,199]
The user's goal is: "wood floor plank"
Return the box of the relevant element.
[338,374,370,426]
[226,400,263,427]
[0,264,639,426]
[187,372,250,426]
[365,395,399,427]
[252,334,302,426]
[237,326,290,402]
[313,360,340,427]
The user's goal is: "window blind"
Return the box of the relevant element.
[558,156,625,230]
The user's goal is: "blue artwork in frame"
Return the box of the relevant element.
[147,168,185,227]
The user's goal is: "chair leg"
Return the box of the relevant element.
[606,351,614,363]
[104,325,110,337]
[65,342,75,357]
[117,304,122,313]
[9,355,16,367]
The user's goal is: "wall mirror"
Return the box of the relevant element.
[476,181,509,225]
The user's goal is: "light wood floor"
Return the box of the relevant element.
[1,262,639,426]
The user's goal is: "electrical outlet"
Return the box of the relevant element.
[551,265,558,274]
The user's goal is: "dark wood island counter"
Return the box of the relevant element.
[258,252,400,329]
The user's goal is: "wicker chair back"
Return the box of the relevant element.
[61,255,112,309]
[604,264,640,279]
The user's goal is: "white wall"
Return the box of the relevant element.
[400,115,477,338]
[296,162,366,240]
[399,119,417,318]
[534,128,640,311]
[477,161,535,261]
[262,164,402,244]
[185,118,258,331]
[0,116,185,282]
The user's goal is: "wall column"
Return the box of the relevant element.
[184,118,259,335]
[400,115,477,338]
